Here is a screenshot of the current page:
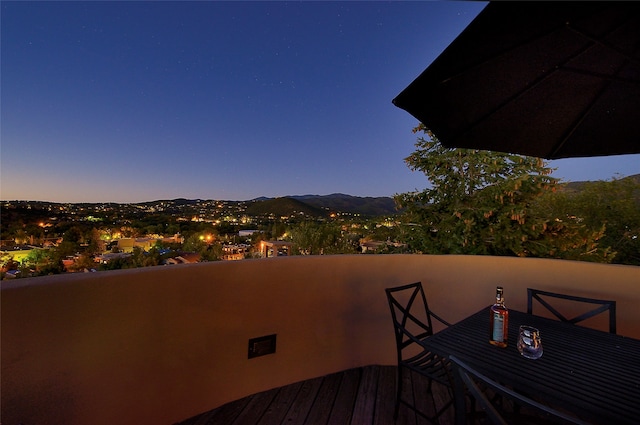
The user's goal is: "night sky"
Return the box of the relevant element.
[2,1,639,203]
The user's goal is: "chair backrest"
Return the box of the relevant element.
[385,282,435,357]
[450,356,590,425]
[527,288,616,334]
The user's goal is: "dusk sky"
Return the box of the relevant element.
[2,1,639,204]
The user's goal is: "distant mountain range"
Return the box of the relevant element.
[4,175,638,219]
[561,173,640,193]
[263,174,640,217]
[265,174,640,217]
[247,193,398,217]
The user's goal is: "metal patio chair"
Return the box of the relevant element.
[450,356,589,425]
[527,288,617,334]
[385,282,453,423]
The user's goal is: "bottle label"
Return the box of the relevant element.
[492,312,504,342]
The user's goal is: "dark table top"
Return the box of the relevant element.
[423,307,640,425]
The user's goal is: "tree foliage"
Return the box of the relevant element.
[541,176,640,265]
[395,125,612,261]
[21,248,65,276]
[182,234,222,261]
[287,221,359,255]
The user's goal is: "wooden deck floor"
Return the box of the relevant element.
[175,365,454,425]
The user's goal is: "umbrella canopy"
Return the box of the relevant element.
[392,2,640,159]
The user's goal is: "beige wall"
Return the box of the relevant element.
[2,255,639,425]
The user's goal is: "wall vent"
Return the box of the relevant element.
[248,334,277,359]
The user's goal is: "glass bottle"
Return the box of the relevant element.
[489,286,509,348]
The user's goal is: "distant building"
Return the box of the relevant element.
[259,241,292,258]
[222,244,251,261]
[163,252,201,265]
[96,252,132,264]
[116,234,184,253]
[359,239,407,253]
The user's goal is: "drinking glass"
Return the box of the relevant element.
[517,325,543,359]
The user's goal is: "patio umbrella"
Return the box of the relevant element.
[392,2,640,159]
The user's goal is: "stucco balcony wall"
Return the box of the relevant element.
[2,255,639,425]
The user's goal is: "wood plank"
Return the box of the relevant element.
[327,367,361,424]
[374,366,398,425]
[256,381,303,425]
[304,370,343,424]
[410,369,435,425]
[181,408,218,425]
[230,387,279,425]
[280,376,324,424]
[396,366,418,425]
[180,395,253,425]
[431,380,454,425]
[351,365,380,424]
[172,366,455,425]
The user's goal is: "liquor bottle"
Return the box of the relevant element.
[489,286,509,347]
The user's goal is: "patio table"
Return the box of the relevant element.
[422,307,640,424]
